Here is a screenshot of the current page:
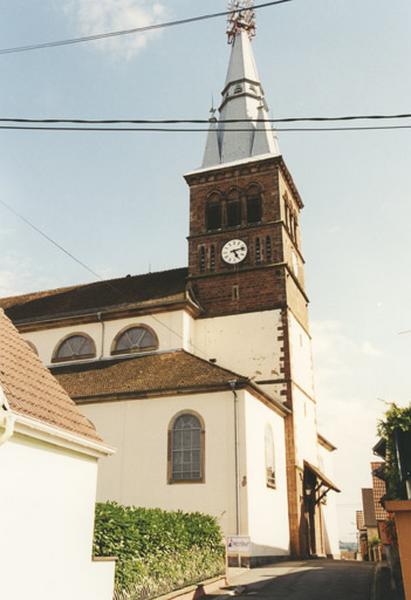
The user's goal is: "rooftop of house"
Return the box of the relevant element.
[0,267,189,325]
[371,461,388,521]
[50,349,289,416]
[0,308,101,442]
[51,350,249,401]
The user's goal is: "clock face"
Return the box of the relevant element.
[221,239,248,265]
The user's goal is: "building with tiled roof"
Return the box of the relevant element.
[371,461,388,521]
[0,5,340,564]
[0,309,115,600]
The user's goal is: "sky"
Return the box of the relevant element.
[1,0,411,543]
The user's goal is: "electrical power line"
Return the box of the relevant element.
[0,198,211,360]
[1,112,411,125]
[0,198,103,281]
[1,124,411,133]
[0,0,293,56]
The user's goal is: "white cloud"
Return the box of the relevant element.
[62,0,167,59]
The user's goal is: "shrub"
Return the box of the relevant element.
[377,403,411,499]
[93,503,226,600]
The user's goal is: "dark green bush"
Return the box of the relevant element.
[93,503,225,600]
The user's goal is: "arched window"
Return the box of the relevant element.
[112,325,158,355]
[53,334,96,363]
[246,184,262,224]
[206,193,222,231]
[226,189,242,228]
[168,412,205,483]
[265,424,276,488]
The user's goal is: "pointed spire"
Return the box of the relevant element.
[199,2,280,169]
[252,102,280,157]
[202,107,221,168]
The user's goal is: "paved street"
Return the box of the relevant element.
[223,561,375,600]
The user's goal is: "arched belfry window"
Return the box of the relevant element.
[246,184,262,224]
[206,192,222,231]
[265,424,276,489]
[112,325,158,355]
[53,334,96,363]
[168,412,205,483]
[226,188,242,228]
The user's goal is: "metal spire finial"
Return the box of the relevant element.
[227,0,256,45]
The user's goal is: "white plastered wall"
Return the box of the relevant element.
[0,433,114,600]
[243,391,290,556]
[80,391,239,538]
[194,310,284,382]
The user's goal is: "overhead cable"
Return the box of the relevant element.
[0,198,210,360]
[1,112,411,125]
[0,0,293,56]
[1,124,411,133]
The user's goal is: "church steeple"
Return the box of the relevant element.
[201,1,280,168]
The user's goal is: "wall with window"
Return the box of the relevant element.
[79,390,242,539]
[243,390,290,556]
[22,309,194,365]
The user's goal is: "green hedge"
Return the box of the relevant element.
[93,503,226,600]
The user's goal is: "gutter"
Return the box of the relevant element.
[229,380,241,536]
[12,412,115,459]
[0,386,15,446]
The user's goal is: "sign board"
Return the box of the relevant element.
[226,536,251,553]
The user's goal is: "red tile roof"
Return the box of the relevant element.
[371,461,388,521]
[0,308,101,442]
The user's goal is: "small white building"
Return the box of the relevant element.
[0,308,115,600]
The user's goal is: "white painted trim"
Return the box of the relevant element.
[11,411,115,458]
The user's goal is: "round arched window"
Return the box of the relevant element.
[169,412,205,483]
[112,326,158,355]
[53,334,96,363]
[265,424,276,489]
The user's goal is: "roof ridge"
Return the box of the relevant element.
[0,266,188,306]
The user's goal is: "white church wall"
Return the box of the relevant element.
[0,432,114,600]
[292,385,319,468]
[194,310,283,382]
[243,391,290,556]
[318,442,341,558]
[80,391,239,538]
[23,309,192,365]
[288,311,315,398]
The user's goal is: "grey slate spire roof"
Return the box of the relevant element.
[201,26,280,168]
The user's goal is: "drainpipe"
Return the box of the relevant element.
[97,312,105,359]
[0,387,15,446]
[229,380,241,536]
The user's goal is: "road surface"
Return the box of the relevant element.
[224,560,375,600]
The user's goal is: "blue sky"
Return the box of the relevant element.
[1,0,411,541]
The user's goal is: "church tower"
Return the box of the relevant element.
[185,2,332,558]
